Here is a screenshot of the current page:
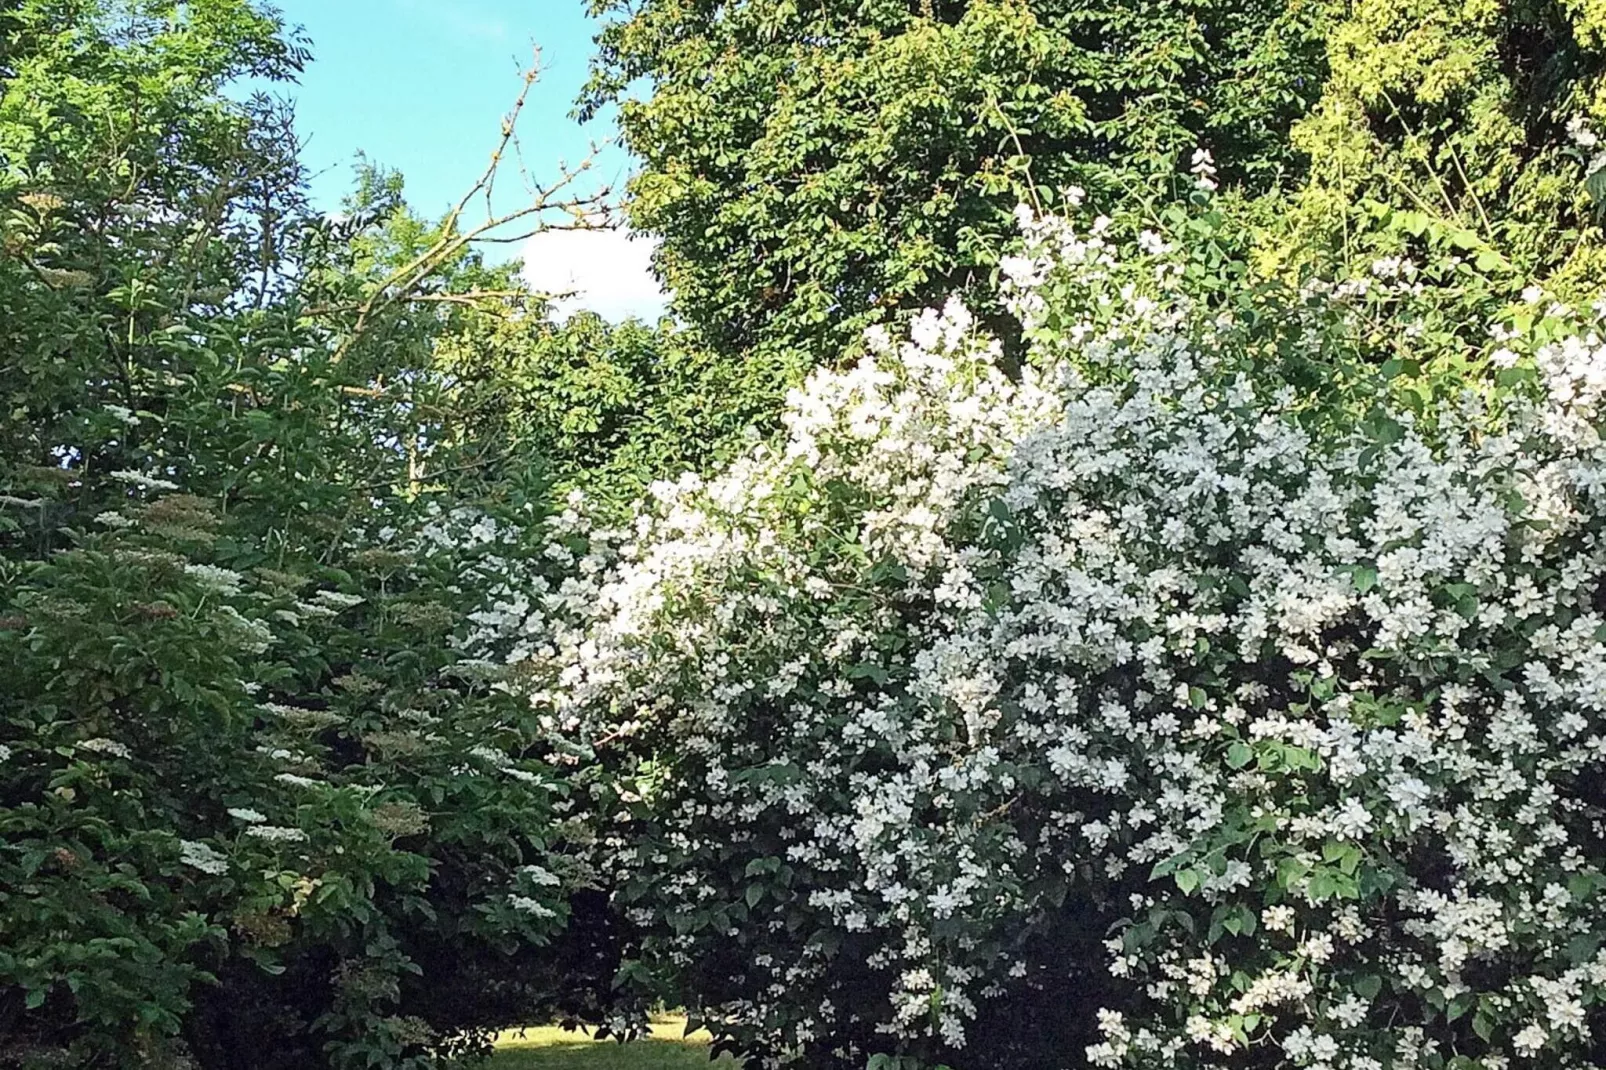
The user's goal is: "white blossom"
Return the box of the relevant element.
[178,840,228,875]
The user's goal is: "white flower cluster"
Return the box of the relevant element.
[244,825,307,844]
[183,563,243,595]
[1568,116,1606,178]
[507,894,558,919]
[494,205,1606,1067]
[309,589,364,610]
[102,403,139,426]
[178,839,228,875]
[108,469,178,492]
[76,737,132,760]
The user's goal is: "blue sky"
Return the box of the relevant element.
[265,0,666,319]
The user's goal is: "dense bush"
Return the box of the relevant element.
[0,492,610,1067]
[0,2,628,1065]
[489,181,1606,1068]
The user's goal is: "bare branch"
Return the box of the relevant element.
[327,46,620,361]
[307,286,580,316]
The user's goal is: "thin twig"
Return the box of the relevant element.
[329,48,617,362]
[307,287,575,315]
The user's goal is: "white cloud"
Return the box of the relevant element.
[520,225,669,323]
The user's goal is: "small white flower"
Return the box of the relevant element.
[1262,905,1296,933]
[1298,933,1335,963]
[1137,230,1172,256]
[1331,797,1373,840]
[1330,994,1369,1028]
[227,808,267,823]
[1513,1023,1548,1057]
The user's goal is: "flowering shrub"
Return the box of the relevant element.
[496,193,1606,1068]
[0,482,617,1067]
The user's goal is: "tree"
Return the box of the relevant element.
[582,0,1329,368]
[0,5,622,1065]
[0,0,309,549]
[1279,0,1606,285]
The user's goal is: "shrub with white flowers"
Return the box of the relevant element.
[492,195,1606,1068]
[0,485,614,1066]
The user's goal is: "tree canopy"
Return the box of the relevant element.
[583,0,1329,364]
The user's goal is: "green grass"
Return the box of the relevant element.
[490,1015,736,1069]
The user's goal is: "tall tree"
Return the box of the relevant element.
[0,7,622,1066]
[583,0,1329,366]
[0,0,309,549]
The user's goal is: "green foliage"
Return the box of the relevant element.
[437,310,787,511]
[309,165,788,511]
[1,0,307,519]
[584,0,1330,367]
[584,0,1606,416]
[0,492,609,1067]
[0,3,622,1066]
[1277,0,1606,284]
